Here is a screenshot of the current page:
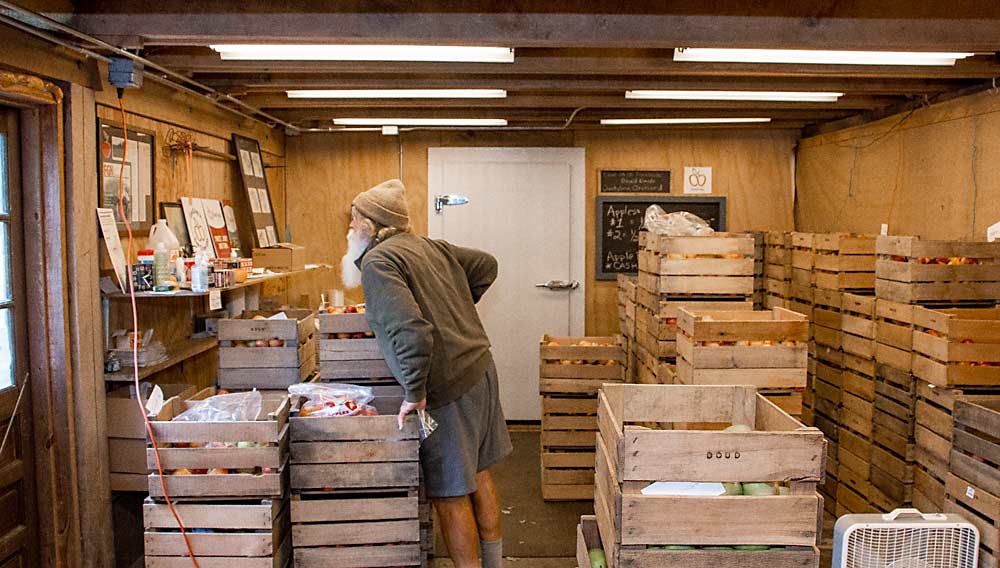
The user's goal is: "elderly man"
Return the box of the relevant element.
[341,179,513,568]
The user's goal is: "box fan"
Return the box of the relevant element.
[833,509,979,568]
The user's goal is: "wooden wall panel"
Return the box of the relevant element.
[797,88,1000,240]
[285,128,797,335]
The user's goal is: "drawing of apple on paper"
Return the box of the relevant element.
[683,166,712,194]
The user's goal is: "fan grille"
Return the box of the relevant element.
[846,526,978,568]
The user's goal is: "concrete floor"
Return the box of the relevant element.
[431,428,588,567]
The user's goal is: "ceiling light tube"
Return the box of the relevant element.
[333,118,508,126]
[211,44,514,62]
[288,89,507,99]
[673,48,974,66]
[600,118,772,125]
[625,90,842,102]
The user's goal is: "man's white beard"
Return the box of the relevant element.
[340,228,369,289]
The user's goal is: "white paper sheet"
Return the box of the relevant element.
[97,208,129,291]
[250,151,264,178]
[239,149,254,176]
[640,482,726,496]
[265,225,278,246]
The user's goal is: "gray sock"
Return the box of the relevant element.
[480,538,503,568]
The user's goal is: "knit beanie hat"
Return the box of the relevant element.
[352,179,410,230]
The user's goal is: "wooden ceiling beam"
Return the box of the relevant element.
[238,93,895,110]
[201,75,966,96]
[148,55,1000,80]
[71,11,1000,51]
[269,107,855,123]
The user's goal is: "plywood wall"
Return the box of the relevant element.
[797,88,1000,240]
[286,128,797,335]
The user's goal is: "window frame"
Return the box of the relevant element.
[0,106,27,401]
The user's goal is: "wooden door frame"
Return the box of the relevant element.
[0,71,89,567]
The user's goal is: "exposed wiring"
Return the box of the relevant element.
[118,93,200,568]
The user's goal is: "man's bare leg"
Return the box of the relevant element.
[471,469,503,568]
[433,495,481,568]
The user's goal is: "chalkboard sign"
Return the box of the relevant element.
[595,196,727,280]
[600,169,670,193]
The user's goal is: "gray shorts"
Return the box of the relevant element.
[420,361,513,498]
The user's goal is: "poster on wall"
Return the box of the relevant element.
[233,134,279,248]
[99,122,155,233]
[97,208,129,291]
[222,202,242,254]
[200,198,233,258]
[181,197,215,258]
[683,166,713,194]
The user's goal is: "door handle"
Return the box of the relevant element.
[535,280,579,291]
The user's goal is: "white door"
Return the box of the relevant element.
[428,148,585,420]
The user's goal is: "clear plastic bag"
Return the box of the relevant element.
[172,391,263,422]
[289,382,376,418]
[643,205,715,236]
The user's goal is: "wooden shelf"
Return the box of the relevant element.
[103,265,328,300]
[104,336,218,383]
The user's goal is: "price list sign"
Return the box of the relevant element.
[595,196,727,280]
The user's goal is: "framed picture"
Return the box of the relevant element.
[232,134,279,247]
[158,202,192,257]
[99,121,155,233]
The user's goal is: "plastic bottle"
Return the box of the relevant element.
[191,250,209,293]
[148,219,181,261]
[175,255,187,287]
[153,243,170,288]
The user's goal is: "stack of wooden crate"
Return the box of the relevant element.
[616,275,638,383]
[764,231,792,309]
[142,388,292,567]
[945,397,1000,568]
[875,235,1000,305]
[910,306,1000,513]
[746,231,766,308]
[807,287,844,514]
[539,335,624,501]
[593,384,824,568]
[789,232,816,316]
[675,307,808,417]
[837,293,881,514]
[812,233,877,294]
[217,309,317,389]
[317,310,393,387]
[288,391,425,567]
[635,231,755,383]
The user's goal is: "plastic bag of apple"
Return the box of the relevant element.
[544,339,619,366]
[164,390,276,476]
[289,382,379,417]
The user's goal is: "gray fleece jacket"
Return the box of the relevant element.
[359,232,497,408]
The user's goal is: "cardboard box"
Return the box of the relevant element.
[253,243,306,271]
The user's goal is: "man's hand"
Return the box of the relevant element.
[398,398,427,431]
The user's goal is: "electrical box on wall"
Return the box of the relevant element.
[108,57,143,89]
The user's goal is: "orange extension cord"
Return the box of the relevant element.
[117,93,201,568]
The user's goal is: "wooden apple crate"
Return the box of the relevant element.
[764,231,792,280]
[217,309,317,389]
[876,235,1000,304]
[764,278,790,309]
[635,307,676,360]
[913,380,1000,512]
[912,306,1000,388]
[675,308,808,389]
[788,282,815,318]
[317,311,393,383]
[945,397,1000,568]
[145,388,290,499]
[875,299,915,372]
[812,233,876,292]
[637,233,755,298]
[812,289,843,350]
[593,384,825,568]
[540,335,625,395]
[578,514,818,568]
[143,497,290,568]
[748,231,765,308]
[107,383,196,492]
[288,394,423,567]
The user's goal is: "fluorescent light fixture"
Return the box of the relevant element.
[600,117,772,125]
[211,44,514,62]
[673,48,973,66]
[333,118,508,127]
[288,89,507,99]
[626,90,842,102]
